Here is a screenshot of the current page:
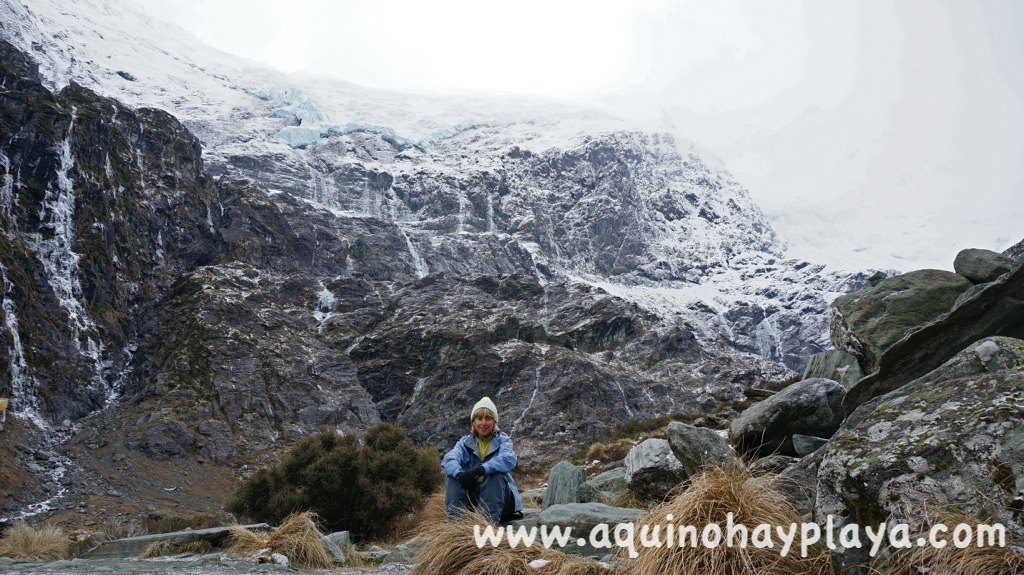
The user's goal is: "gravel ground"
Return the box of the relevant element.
[0,556,414,575]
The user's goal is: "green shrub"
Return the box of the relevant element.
[227,423,439,541]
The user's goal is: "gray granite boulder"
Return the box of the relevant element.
[533,502,647,557]
[623,438,684,501]
[321,534,347,565]
[728,378,845,457]
[587,466,627,500]
[542,461,598,508]
[817,337,1024,572]
[665,421,739,478]
[830,269,973,375]
[802,350,864,389]
[325,530,350,547]
[954,248,1015,284]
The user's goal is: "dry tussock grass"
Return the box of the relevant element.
[520,489,544,509]
[554,555,613,575]
[585,439,635,465]
[604,488,652,510]
[225,511,337,569]
[876,507,1024,575]
[514,462,553,490]
[410,510,607,575]
[139,540,174,559]
[139,539,214,558]
[618,464,831,575]
[0,521,70,561]
[407,490,448,538]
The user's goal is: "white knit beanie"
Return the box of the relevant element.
[471,396,498,423]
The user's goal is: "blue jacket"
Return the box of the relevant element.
[442,430,522,512]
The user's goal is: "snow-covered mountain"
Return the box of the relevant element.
[4,0,871,351]
[0,0,874,523]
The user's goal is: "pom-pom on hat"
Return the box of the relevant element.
[471,396,498,423]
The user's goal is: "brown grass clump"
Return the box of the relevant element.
[585,439,635,465]
[605,488,653,510]
[876,507,1024,575]
[0,521,71,561]
[139,539,214,558]
[225,511,337,569]
[513,461,552,490]
[410,510,607,575]
[520,489,544,509]
[618,464,831,575]
[140,540,174,559]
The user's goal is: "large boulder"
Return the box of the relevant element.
[728,378,845,457]
[817,337,1024,572]
[830,269,974,375]
[623,438,684,500]
[665,421,739,478]
[843,259,1024,413]
[954,248,1015,284]
[532,502,647,557]
[587,466,627,500]
[801,350,864,389]
[542,461,598,508]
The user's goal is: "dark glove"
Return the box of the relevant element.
[456,465,486,490]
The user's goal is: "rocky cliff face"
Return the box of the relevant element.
[0,0,873,370]
[0,40,220,423]
[0,0,871,525]
[0,45,769,522]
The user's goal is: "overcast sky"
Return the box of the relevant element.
[133,0,1023,270]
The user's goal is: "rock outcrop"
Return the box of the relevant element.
[0,40,220,422]
[541,461,597,508]
[830,269,973,376]
[664,421,738,478]
[623,438,684,501]
[728,378,846,457]
[1005,238,1024,261]
[817,337,1024,570]
[801,350,864,389]
[843,258,1024,413]
[954,248,1015,284]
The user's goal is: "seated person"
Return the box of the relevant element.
[441,396,523,524]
